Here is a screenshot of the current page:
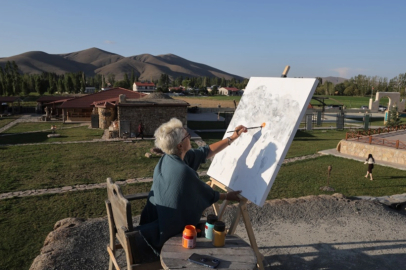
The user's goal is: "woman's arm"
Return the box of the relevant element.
[207,125,247,159]
[219,190,242,202]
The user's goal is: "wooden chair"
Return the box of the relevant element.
[105,177,161,270]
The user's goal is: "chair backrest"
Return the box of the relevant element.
[106,177,133,232]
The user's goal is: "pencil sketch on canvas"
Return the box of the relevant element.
[207,77,318,206]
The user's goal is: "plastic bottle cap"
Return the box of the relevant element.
[206,214,218,225]
[213,221,225,232]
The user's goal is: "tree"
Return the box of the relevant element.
[64,76,74,93]
[385,105,401,127]
[334,83,346,96]
[212,85,218,95]
[123,73,130,89]
[107,74,115,86]
[130,70,135,87]
[21,80,29,95]
[35,77,46,95]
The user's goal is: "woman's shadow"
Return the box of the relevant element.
[229,129,278,205]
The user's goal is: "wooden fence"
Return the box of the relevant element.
[345,124,406,150]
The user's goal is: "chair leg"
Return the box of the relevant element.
[107,245,121,270]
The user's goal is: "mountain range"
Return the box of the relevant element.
[0,47,347,84]
[0,47,245,81]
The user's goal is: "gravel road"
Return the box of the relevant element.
[30,194,406,270]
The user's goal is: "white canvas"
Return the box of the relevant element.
[207,77,318,206]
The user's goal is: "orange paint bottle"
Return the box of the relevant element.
[182,225,197,249]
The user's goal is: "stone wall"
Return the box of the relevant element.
[338,139,406,165]
[98,107,115,129]
[118,106,187,136]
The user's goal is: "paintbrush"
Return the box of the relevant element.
[227,123,266,133]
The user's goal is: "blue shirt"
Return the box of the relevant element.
[138,146,220,253]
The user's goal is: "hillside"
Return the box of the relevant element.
[322,76,347,84]
[0,48,244,81]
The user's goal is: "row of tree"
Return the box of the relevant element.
[315,74,406,97]
[3,60,405,97]
[0,61,248,96]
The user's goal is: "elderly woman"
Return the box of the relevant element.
[137,118,246,256]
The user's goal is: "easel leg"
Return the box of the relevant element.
[240,201,265,270]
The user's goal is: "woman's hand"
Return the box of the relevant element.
[226,190,242,202]
[230,125,247,140]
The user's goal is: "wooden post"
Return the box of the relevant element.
[210,178,265,270]
[396,140,399,149]
[369,136,372,144]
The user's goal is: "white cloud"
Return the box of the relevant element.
[332,67,350,78]
[104,40,116,44]
[332,67,368,78]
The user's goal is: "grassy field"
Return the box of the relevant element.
[1,118,406,270]
[0,141,156,193]
[197,129,348,158]
[3,122,81,133]
[1,154,405,270]
[312,95,390,108]
[0,115,21,128]
[0,126,104,145]
[269,155,406,199]
[0,183,152,270]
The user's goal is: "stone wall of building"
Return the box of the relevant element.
[118,106,187,136]
[98,107,116,129]
[338,139,406,165]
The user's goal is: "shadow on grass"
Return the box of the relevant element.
[0,132,52,144]
[294,131,316,138]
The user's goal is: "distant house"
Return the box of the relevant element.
[117,92,189,137]
[58,87,145,122]
[168,86,185,92]
[133,82,156,93]
[218,87,242,96]
[0,97,23,114]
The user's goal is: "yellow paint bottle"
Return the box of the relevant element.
[212,221,226,247]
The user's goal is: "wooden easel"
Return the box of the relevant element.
[208,178,265,270]
[208,66,291,270]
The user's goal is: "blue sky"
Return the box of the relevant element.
[1,0,405,79]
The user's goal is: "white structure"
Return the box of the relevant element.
[208,77,318,206]
[85,87,96,93]
[218,87,242,96]
[133,82,156,93]
[369,92,405,112]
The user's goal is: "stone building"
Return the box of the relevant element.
[117,92,189,137]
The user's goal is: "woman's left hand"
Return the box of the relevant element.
[226,190,242,202]
[230,125,247,140]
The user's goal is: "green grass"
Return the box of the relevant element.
[197,130,348,158]
[268,155,406,200]
[3,122,81,133]
[0,115,20,128]
[0,126,104,145]
[0,141,157,193]
[312,95,390,108]
[0,183,152,270]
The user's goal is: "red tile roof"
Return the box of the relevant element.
[59,88,146,109]
[222,87,240,92]
[134,82,155,87]
[0,97,22,103]
[36,96,77,103]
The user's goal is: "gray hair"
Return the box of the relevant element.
[154,118,185,155]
